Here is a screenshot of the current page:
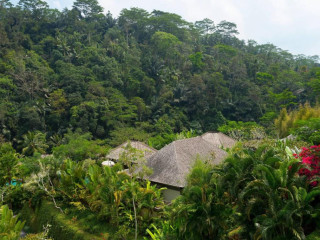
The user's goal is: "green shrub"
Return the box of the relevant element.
[53,131,107,161]
[292,118,320,144]
[307,231,320,240]
[218,120,266,140]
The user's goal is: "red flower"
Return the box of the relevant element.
[296,144,320,187]
[310,181,318,187]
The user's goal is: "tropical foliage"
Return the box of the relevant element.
[1,0,320,239]
[163,142,320,240]
[275,103,320,138]
[0,204,25,240]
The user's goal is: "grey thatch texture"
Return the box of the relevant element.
[201,132,236,149]
[146,136,228,188]
[106,141,157,160]
[281,134,297,141]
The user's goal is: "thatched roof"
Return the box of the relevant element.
[281,134,297,141]
[146,136,228,188]
[106,141,157,161]
[201,132,236,149]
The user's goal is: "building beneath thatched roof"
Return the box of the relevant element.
[146,136,228,192]
[101,160,115,167]
[201,132,236,149]
[106,141,157,161]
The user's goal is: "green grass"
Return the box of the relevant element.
[20,200,110,240]
[62,205,116,236]
[20,200,146,240]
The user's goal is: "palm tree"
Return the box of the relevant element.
[0,205,25,240]
[239,151,320,239]
[170,160,232,239]
[19,131,48,156]
[59,159,88,205]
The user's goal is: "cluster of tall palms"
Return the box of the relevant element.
[167,141,320,239]
[56,159,165,238]
[1,136,165,239]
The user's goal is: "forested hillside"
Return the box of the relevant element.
[2,0,320,239]
[1,0,319,147]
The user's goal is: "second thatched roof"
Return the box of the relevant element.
[106,141,157,161]
[146,136,228,188]
[201,132,236,149]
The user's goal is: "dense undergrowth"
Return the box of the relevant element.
[2,136,320,239]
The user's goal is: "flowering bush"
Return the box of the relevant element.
[296,145,320,186]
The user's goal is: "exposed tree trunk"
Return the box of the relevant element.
[133,196,137,240]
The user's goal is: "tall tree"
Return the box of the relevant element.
[194,18,215,35]
[73,0,103,19]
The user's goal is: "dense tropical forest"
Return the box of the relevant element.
[1,0,320,239]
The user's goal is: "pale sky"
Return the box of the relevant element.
[11,0,320,57]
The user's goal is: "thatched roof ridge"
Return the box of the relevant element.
[106,141,157,160]
[201,132,236,149]
[281,134,297,141]
[146,136,228,188]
